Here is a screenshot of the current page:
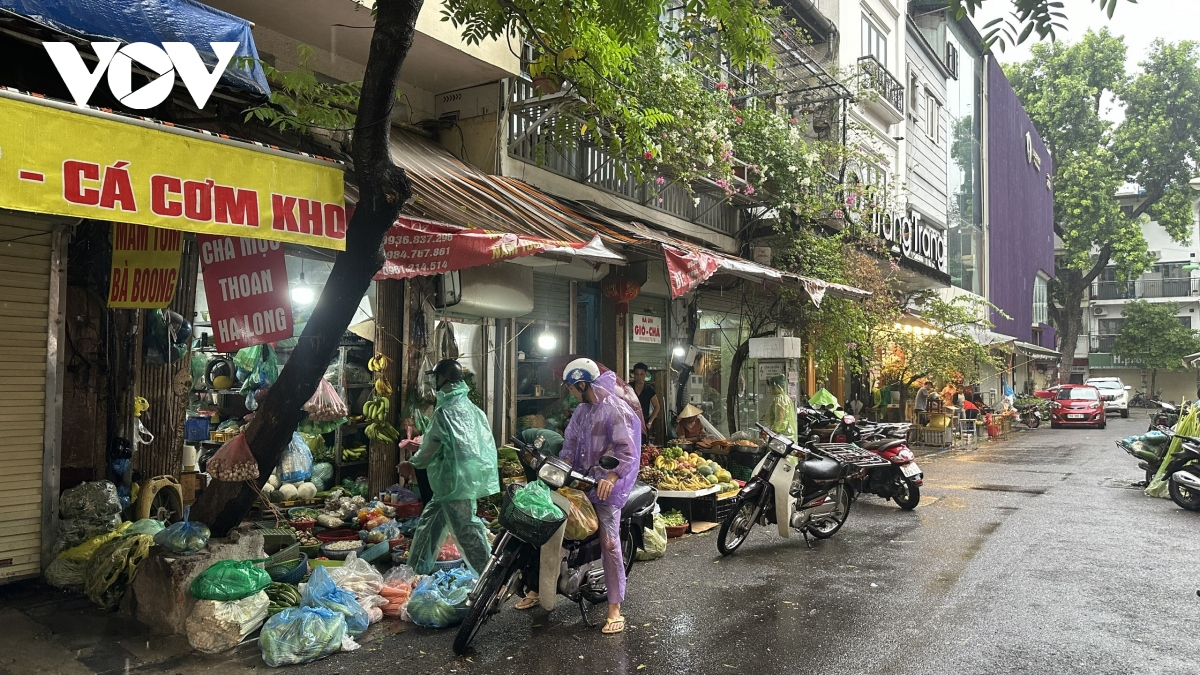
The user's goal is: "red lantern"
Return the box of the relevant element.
[603,278,641,314]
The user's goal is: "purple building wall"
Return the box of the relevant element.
[986,58,1056,348]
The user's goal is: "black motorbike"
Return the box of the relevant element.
[1163,434,1200,512]
[1016,403,1043,429]
[453,435,657,654]
[1150,402,1184,431]
[1118,426,1175,486]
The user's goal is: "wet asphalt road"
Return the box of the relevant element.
[299,415,1199,675]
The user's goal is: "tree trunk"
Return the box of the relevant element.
[192,0,425,535]
[1055,288,1085,385]
[726,341,750,434]
[1151,369,1158,399]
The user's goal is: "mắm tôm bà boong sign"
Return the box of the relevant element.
[0,93,347,250]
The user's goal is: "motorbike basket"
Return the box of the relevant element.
[499,483,566,547]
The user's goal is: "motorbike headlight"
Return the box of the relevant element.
[537,457,571,488]
[769,439,791,456]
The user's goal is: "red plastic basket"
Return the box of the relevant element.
[389,501,424,519]
[315,528,361,543]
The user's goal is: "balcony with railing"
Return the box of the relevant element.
[1091,278,1200,300]
[1089,333,1118,353]
[857,55,904,123]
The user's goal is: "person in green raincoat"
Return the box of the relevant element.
[399,359,499,574]
[763,375,797,439]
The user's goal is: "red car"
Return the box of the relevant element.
[1049,385,1106,429]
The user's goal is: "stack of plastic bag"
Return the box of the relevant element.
[406,567,478,629]
[56,481,123,554]
[301,565,370,636]
[84,533,154,609]
[260,606,348,667]
[45,522,131,589]
[153,506,210,554]
[279,432,314,483]
[186,591,270,653]
[327,553,386,624]
[636,514,668,561]
[379,566,415,619]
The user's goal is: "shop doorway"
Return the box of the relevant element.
[576,283,602,361]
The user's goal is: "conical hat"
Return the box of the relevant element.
[678,404,704,418]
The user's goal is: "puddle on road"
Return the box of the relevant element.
[967,484,1048,495]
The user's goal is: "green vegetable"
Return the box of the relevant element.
[660,509,687,527]
[260,606,346,667]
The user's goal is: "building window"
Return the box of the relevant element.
[1032,275,1048,326]
[925,93,941,144]
[862,14,887,68]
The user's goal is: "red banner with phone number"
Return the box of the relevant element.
[373,216,601,279]
[663,244,722,298]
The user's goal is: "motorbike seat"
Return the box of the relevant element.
[861,438,905,452]
[622,481,656,518]
[800,456,843,480]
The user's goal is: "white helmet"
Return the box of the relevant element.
[562,358,600,386]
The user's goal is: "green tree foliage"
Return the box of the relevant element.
[1113,301,1200,395]
[948,0,1136,50]
[1005,30,1200,373]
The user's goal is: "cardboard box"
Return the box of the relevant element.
[179,471,204,506]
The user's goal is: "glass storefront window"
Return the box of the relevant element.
[945,25,984,294]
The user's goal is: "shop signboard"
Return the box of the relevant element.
[631,314,662,344]
[107,223,183,308]
[375,215,607,279]
[871,209,947,275]
[663,245,722,298]
[198,235,292,352]
[0,95,347,250]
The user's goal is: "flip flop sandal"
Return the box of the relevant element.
[602,616,626,635]
[514,594,540,610]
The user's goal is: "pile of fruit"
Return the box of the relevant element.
[341,445,367,462]
[645,449,737,492]
[640,444,661,468]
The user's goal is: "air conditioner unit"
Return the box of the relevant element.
[1150,250,1163,260]
[1093,306,1106,316]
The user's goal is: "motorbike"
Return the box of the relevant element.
[1117,426,1174,486]
[1149,401,1185,431]
[716,423,887,555]
[1164,434,1200,512]
[453,435,657,654]
[828,416,923,510]
[1129,390,1150,408]
[1016,403,1043,429]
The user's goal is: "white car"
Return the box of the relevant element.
[1086,377,1131,418]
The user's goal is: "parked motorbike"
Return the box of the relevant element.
[825,415,923,509]
[1117,426,1174,486]
[1164,434,1200,512]
[1016,403,1043,429]
[453,435,657,654]
[716,424,886,555]
[1149,401,1185,431]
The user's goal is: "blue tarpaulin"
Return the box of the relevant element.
[0,0,270,97]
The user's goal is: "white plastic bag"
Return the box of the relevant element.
[303,379,348,422]
[326,552,384,599]
[636,515,667,561]
[187,591,270,653]
[356,594,388,624]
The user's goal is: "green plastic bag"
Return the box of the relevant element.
[511,480,563,522]
[124,518,165,536]
[191,559,271,601]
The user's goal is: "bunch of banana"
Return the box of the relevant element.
[368,353,392,372]
[342,445,368,461]
[375,378,393,396]
[365,421,400,444]
[363,394,390,422]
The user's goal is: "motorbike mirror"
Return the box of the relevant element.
[598,455,619,471]
[532,435,546,450]
[842,415,856,425]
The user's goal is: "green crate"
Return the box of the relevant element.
[729,463,754,482]
[265,542,300,568]
[259,528,297,554]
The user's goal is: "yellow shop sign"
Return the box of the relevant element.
[0,93,347,250]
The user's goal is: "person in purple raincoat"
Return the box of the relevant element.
[513,357,641,634]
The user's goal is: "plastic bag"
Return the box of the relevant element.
[260,606,347,667]
[301,564,370,636]
[557,487,599,540]
[191,559,272,601]
[304,379,348,422]
[154,506,211,554]
[60,481,121,520]
[1144,430,1169,446]
[84,534,154,609]
[57,515,123,554]
[356,594,388,624]
[207,434,259,482]
[60,522,131,562]
[312,462,334,484]
[406,567,478,629]
[124,518,165,537]
[511,480,564,522]
[279,432,314,483]
[186,591,270,654]
[327,552,384,599]
[636,515,668,561]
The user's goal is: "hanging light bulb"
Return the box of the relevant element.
[537,324,557,352]
[673,346,687,358]
[291,260,315,305]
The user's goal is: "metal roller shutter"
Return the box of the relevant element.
[0,215,53,582]
[525,273,571,324]
[628,295,668,371]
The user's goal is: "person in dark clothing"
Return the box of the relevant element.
[629,362,660,436]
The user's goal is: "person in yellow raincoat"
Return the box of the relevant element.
[762,375,797,439]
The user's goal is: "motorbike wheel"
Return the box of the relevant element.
[453,554,517,655]
[1025,416,1041,429]
[717,498,761,556]
[622,526,636,575]
[1168,478,1200,512]
[808,487,853,539]
[893,476,921,510]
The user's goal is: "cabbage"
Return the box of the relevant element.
[297,482,318,500]
[268,474,281,489]
[278,483,299,500]
[312,462,334,483]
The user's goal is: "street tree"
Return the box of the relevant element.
[947,0,1136,49]
[1112,301,1200,397]
[191,0,779,535]
[1005,31,1200,381]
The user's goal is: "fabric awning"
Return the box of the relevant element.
[0,0,270,96]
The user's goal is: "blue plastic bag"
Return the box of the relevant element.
[259,606,346,667]
[153,505,210,554]
[301,564,369,636]
[279,432,314,483]
[406,567,478,628]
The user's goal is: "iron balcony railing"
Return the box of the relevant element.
[1091,278,1200,300]
[857,55,904,115]
[1089,333,1118,354]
